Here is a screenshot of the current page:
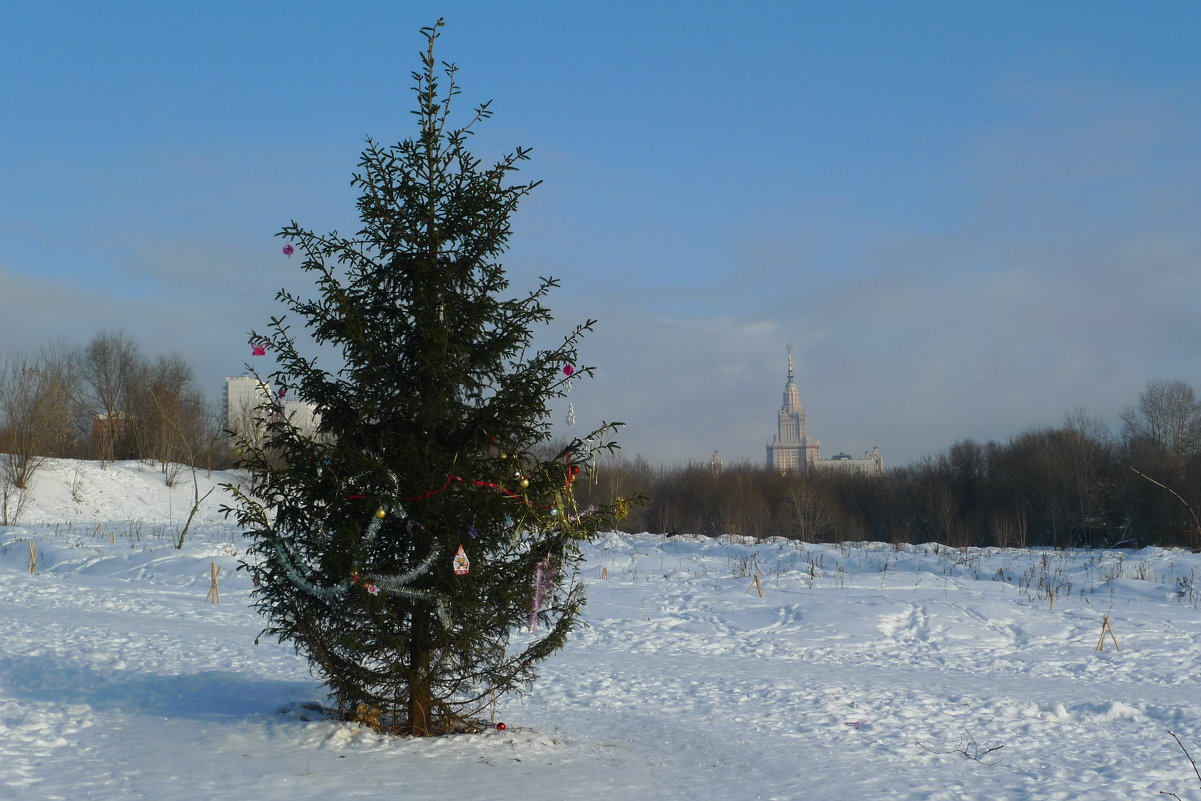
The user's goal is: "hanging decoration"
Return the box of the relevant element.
[453,545,470,575]
[251,342,267,356]
[528,556,555,633]
[282,244,295,256]
[562,365,576,426]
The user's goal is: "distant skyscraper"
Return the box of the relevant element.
[766,346,883,475]
[766,345,820,472]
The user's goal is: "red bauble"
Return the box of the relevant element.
[496,722,506,731]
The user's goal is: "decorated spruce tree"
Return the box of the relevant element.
[225,20,627,735]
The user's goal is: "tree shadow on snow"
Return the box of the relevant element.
[0,652,319,721]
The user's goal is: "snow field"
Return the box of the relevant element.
[2,459,1201,799]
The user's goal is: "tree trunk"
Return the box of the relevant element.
[407,611,433,735]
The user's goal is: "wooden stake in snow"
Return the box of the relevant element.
[1096,615,1121,652]
[205,562,221,604]
[601,567,609,580]
[747,573,765,597]
[27,541,37,574]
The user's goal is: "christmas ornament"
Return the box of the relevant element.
[374,508,387,519]
[251,343,266,356]
[496,722,506,731]
[562,365,574,376]
[615,497,630,519]
[519,477,530,489]
[453,545,470,575]
[365,583,380,595]
[466,524,479,539]
[282,244,294,256]
[566,401,575,427]
[277,387,287,398]
[528,557,555,633]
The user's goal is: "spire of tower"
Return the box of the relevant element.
[781,344,801,413]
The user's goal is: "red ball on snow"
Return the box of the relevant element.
[496,722,507,731]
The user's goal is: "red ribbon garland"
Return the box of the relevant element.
[403,475,524,502]
[346,469,582,505]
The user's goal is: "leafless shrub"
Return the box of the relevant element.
[0,351,75,523]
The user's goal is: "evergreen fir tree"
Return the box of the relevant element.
[225,19,629,736]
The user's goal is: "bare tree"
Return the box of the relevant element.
[76,331,141,464]
[1122,379,1201,465]
[786,479,829,542]
[127,354,210,484]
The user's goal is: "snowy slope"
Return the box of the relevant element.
[3,459,1201,800]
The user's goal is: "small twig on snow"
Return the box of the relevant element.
[916,727,1004,765]
[1167,729,1201,787]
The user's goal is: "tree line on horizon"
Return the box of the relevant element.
[576,380,1201,551]
[4,333,1201,550]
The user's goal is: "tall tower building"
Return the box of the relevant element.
[766,345,820,472]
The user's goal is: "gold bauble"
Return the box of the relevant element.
[615,497,630,520]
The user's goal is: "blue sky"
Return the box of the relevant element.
[3,1,1200,467]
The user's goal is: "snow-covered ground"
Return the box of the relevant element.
[3,458,1201,800]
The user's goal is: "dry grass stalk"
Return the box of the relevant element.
[205,562,221,603]
[1096,615,1121,652]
